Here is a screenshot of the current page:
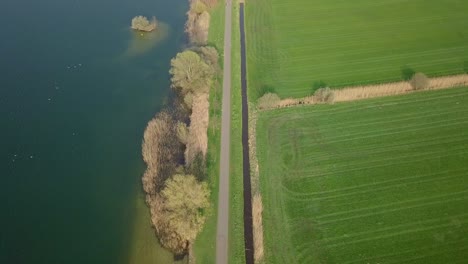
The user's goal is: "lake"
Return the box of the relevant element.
[0,0,187,263]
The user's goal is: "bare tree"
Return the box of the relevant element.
[410,72,429,90]
[186,11,210,45]
[314,87,335,103]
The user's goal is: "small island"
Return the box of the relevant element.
[131,16,157,32]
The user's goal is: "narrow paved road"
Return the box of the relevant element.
[216,0,232,263]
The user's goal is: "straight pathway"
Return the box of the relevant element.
[216,0,232,263]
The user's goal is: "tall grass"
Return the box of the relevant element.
[272,74,468,109]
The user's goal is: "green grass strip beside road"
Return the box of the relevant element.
[229,1,246,263]
[192,2,225,263]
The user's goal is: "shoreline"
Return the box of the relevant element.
[139,0,220,261]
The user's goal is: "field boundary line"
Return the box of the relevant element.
[263,74,468,110]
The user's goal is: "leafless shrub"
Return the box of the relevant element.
[185,93,209,165]
[142,111,181,194]
[186,11,210,45]
[176,121,189,145]
[273,74,468,109]
[410,72,429,90]
[314,87,335,103]
[257,93,280,110]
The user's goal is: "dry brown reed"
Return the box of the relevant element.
[248,103,265,263]
[186,9,211,45]
[252,194,265,263]
[185,93,210,165]
[272,74,468,109]
[142,112,178,194]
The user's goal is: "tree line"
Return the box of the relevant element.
[141,0,219,256]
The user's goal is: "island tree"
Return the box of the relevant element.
[131,15,157,32]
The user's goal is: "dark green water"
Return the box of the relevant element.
[0,0,187,263]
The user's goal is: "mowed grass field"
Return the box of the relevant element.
[257,87,468,263]
[246,0,468,98]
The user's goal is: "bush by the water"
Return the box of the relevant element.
[131,16,157,32]
[186,10,210,45]
[158,174,211,253]
[190,0,218,9]
[142,112,182,194]
[196,46,220,73]
[170,50,213,94]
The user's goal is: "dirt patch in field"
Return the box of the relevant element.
[273,74,468,109]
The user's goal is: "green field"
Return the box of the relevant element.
[246,0,468,98]
[257,87,468,263]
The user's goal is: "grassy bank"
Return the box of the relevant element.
[194,1,248,263]
[257,87,468,263]
[246,0,468,98]
[229,1,246,263]
[192,1,225,263]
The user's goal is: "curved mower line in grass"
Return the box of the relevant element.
[257,87,468,264]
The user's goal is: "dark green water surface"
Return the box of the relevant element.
[0,0,187,263]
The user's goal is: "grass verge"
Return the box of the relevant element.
[192,1,226,263]
[229,1,246,263]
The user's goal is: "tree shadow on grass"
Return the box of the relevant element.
[311,80,327,94]
[256,84,276,100]
[401,65,416,81]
